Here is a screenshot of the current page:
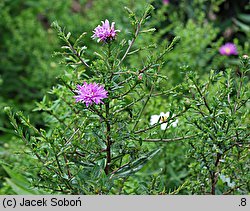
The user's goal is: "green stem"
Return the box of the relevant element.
[134,109,187,134]
[136,134,197,143]
[66,38,90,68]
[193,80,212,114]
[211,153,221,195]
[104,102,112,175]
[132,85,154,131]
[118,21,141,66]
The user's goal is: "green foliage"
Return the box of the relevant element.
[182,60,250,194]
[0,133,44,194]
[2,165,46,194]
[0,0,61,126]
[5,5,188,194]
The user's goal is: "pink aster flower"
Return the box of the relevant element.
[219,43,238,56]
[74,82,108,107]
[163,0,170,4]
[92,19,120,43]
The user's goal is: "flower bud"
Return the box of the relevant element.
[138,73,143,80]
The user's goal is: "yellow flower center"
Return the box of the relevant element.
[225,47,231,54]
[160,116,168,122]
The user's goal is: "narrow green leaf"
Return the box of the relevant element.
[3,165,46,194]
[3,165,30,187]
[233,18,250,32]
[112,148,161,178]
[237,13,250,23]
[5,178,35,195]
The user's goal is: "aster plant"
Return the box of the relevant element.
[6,4,249,195]
[6,5,185,194]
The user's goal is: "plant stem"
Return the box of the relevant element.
[193,80,212,114]
[134,109,187,134]
[104,102,111,175]
[211,153,221,195]
[223,184,244,195]
[132,85,154,131]
[63,153,72,179]
[137,134,197,143]
[66,39,90,68]
[113,93,147,114]
[118,21,141,66]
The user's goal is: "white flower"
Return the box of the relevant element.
[150,112,178,130]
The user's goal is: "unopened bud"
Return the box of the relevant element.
[184,99,191,109]
[138,73,143,80]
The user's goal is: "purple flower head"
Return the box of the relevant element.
[219,43,238,56]
[92,19,120,43]
[163,0,170,4]
[74,82,108,107]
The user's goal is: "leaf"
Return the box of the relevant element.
[111,148,161,178]
[237,13,250,23]
[144,4,155,17]
[140,28,156,33]
[233,18,250,33]
[3,165,30,187]
[61,46,71,50]
[66,32,71,40]
[5,178,36,195]
[124,6,133,15]
[74,32,87,46]
[2,165,46,195]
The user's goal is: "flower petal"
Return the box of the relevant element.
[150,115,160,125]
